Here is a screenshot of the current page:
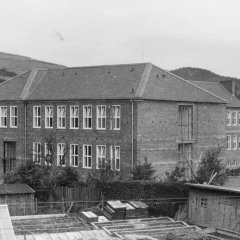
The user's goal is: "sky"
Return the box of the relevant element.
[1,0,240,77]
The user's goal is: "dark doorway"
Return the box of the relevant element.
[3,141,16,173]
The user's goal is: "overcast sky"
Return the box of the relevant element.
[1,0,240,77]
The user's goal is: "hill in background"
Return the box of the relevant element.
[0,52,65,82]
[171,67,240,98]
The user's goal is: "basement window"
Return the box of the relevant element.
[200,198,208,208]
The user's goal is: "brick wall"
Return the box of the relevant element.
[136,100,226,180]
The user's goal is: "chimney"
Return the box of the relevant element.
[232,81,236,96]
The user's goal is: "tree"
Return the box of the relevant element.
[132,158,156,180]
[196,145,227,185]
[165,166,186,184]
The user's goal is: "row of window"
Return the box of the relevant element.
[226,134,240,150]
[227,159,240,167]
[35,105,120,130]
[33,142,121,170]
[0,106,17,128]
[227,110,240,126]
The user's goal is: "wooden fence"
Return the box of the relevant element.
[56,186,100,201]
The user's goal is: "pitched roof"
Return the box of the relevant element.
[0,63,227,103]
[0,184,35,195]
[192,81,240,108]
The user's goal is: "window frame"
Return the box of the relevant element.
[233,134,237,150]
[115,146,120,171]
[83,144,92,168]
[227,135,231,150]
[57,143,66,166]
[227,110,231,126]
[10,106,18,128]
[200,198,207,208]
[83,105,92,129]
[232,111,237,126]
[45,106,53,129]
[33,106,41,128]
[97,105,106,130]
[113,105,121,130]
[0,106,7,128]
[70,144,79,167]
[33,142,41,164]
[96,145,106,169]
[70,106,79,129]
[57,105,66,129]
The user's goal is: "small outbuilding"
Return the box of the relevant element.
[186,183,240,232]
[0,184,35,216]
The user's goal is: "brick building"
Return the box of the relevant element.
[193,81,240,169]
[0,63,227,181]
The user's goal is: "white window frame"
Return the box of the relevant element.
[33,142,41,164]
[83,144,92,168]
[115,146,120,171]
[83,105,92,129]
[57,105,66,129]
[10,106,18,128]
[113,105,121,130]
[0,106,7,128]
[227,135,231,150]
[232,111,237,126]
[45,106,53,128]
[233,134,237,150]
[70,144,79,167]
[33,106,41,128]
[227,110,231,126]
[70,106,79,129]
[96,145,106,169]
[45,142,53,165]
[57,143,66,166]
[97,105,106,130]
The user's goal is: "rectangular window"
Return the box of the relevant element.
[179,105,193,139]
[45,106,53,128]
[70,144,79,167]
[70,106,79,129]
[115,146,120,171]
[57,106,66,129]
[110,145,113,170]
[96,145,106,169]
[227,135,231,150]
[0,106,7,127]
[45,142,53,165]
[97,105,106,129]
[200,198,207,208]
[57,143,66,166]
[10,106,18,128]
[83,145,92,168]
[233,134,237,150]
[227,111,231,126]
[113,105,121,130]
[33,106,41,128]
[33,142,41,164]
[232,111,237,126]
[83,105,92,129]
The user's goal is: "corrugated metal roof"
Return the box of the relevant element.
[0,184,34,195]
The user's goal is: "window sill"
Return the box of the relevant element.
[83,166,92,169]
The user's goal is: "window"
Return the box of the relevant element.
[179,105,193,139]
[33,142,41,164]
[227,135,231,150]
[115,146,120,171]
[113,105,121,130]
[10,106,17,128]
[96,145,106,169]
[232,111,237,126]
[57,143,66,166]
[83,105,92,129]
[33,106,41,128]
[110,145,113,170]
[57,106,66,128]
[97,105,106,129]
[70,106,79,129]
[45,143,53,165]
[70,144,79,167]
[200,198,207,208]
[238,135,240,149]
[0,106,7,127]
[227,111,231,126]
[45,106,53,128]
[233,134,237,150]
[83,145,92,168]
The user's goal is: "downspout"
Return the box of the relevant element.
[131,99,134,176]
[24,101,27,163]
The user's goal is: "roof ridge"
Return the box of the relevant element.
[154,66,228,103]
[0,70,31,87]
[135,63,152,97]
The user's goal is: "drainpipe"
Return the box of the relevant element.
[24,101,27,163]
[131,99,134,176]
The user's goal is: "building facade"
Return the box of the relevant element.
[0,63,227,181]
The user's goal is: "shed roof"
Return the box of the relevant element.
[0,184,35,195]
[185,183,240,194]
[0,63,227,104]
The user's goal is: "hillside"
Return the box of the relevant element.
[0,52,65,82]
[171,67,240,98]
